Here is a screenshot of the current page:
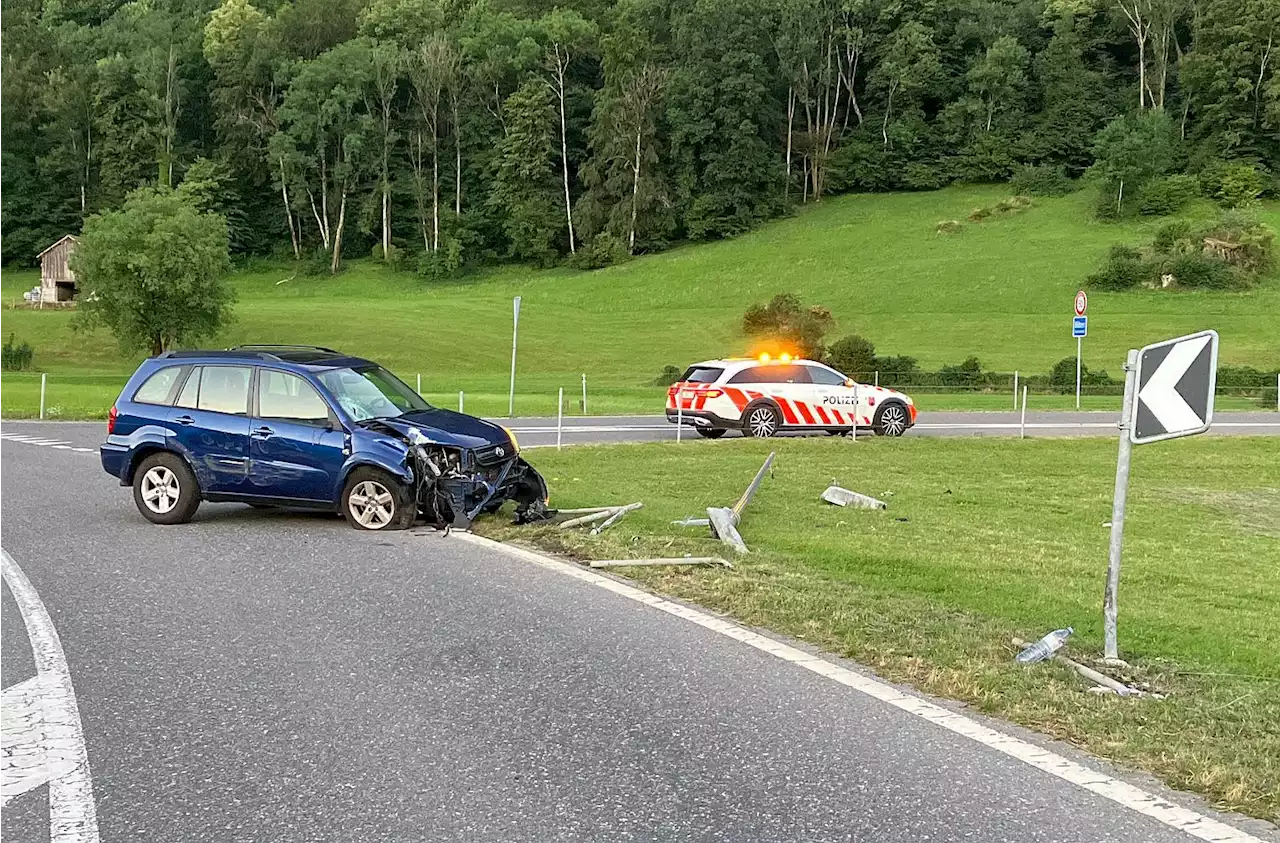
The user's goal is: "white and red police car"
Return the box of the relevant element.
[665,355,917,438]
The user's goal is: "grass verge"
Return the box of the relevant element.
[477,435,1280,822]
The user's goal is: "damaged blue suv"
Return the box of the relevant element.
[100,345,551,530]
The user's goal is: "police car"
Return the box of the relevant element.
[665,355,917,438]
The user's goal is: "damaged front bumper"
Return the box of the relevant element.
[408,440,553,529]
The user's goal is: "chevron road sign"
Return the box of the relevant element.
[1130,330,1219,445]
[1103,329,1219,660]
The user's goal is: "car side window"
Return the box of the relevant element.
[133,366,188,405]
[806,366,847,386]
[258,370,330,424]
[196,366,252,415]
[729,365,809,384]
[175,367,201,409]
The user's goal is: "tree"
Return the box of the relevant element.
[408,33,460,251]
[490,80,562,265]
[741,293,834,358]
[1091,110,1174,214]
[364,39,401,260]
[71,188,233,356]
[273,41,374,272]
[872,22,942,149]
[825,334,877,377]
[967,35,1029,133]
[537,9,597,254]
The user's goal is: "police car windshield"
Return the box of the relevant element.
[681,366,724,383]
[317,366,430,421]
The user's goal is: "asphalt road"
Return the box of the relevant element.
[2,433,1277,841]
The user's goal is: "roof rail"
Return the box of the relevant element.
[157,349,282,361]
[228,344,341,354]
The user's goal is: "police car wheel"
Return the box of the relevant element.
[696,428,727,439]
[745,405,780,438]
[874,403,909,437]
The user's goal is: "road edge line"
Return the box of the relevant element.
[451,531,1269,843]
[2,548,100,842]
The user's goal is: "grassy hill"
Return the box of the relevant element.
[3,185,1277,417]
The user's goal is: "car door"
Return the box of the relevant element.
[805,364,857,427]
[248,368,347,502]
[758,364,812,427]
[168,365,253,493]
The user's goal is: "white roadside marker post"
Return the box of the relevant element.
[582,373,588,415]
[1020,385,1028,439]
[850,383,858,442]
[417,373,421,394]
[557,388,564,450]
[508,295,521,418]
[459,391,464,413]
[676,398,683,443]
[1013,370,1019,410]
[39,373,47,420]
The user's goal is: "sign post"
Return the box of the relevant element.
[1104,329,1218,660]
[1073,291,1088,410]
[509,296,521,418]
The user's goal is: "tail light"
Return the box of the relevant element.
[107,405,118,435]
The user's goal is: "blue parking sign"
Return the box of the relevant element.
[1072,315,1088,338]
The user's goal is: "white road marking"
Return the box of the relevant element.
[1,549,100,842]
[454,533,1268,843]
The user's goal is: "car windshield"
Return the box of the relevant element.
[316,366,430,422]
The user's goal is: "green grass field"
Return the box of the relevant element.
[3,185,1277,418]
[478,435,1280,820]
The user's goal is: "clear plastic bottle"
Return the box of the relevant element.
[1016,627,1073,663]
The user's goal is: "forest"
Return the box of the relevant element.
[3,0,1277,272]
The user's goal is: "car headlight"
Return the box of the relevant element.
[501,426,520,452]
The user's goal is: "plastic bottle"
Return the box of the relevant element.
[1016,627,1073,663]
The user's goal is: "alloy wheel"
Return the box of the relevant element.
[140,466,181,514]
[348,480,396,529]
[879,404,908,437]
[748,407,778,438]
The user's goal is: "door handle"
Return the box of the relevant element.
[252,426,274,438]
[174,415,195,426]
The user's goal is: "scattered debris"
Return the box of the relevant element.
[558,502,643,531]
[590,502,643,534]
[1016,627,1073,663]
[1012,637,1162,698]
[589,557,732,569]
[821,485,887,509]
[673,451,776,556]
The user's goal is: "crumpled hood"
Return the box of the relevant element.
[367,408,511,451]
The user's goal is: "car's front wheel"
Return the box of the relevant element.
[874,402,910,437]
[341,468,416,531]
[132,452,201,525]
[745,405,781,438]
[696,428,727,439]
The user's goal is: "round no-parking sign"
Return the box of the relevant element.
[1074,290,1088,316]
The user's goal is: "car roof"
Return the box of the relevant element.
[688,357,832,370]
[153,346,376,370]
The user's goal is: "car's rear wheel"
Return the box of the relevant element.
[341,468,416,531]
[132,452,201,525]
[696,428,727,439]
[874,402,910,437]
[745,405,781,438]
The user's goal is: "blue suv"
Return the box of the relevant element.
[100,346,551,530]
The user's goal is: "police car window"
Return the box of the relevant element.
[681,366,723,383]
[258,370,330,424]
[729,365,809,384]
[806,366,848,386]
[133,366,188,406]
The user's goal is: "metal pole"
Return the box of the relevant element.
[874,371,879,387]
[850,383,858,441]
[1076,337,1082,410]
[1013,370,1019,410]
[582,373,587,415]
[1019,385,1028,439]
[458,391,464,413]
[732,451,776,518]
[508,296,521,417]
[416,373,421,394]
[676,397,683,443]
[1104,349,1140,661]
[39,373,47,420]
[557,388,563,450]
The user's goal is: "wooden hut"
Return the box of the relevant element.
[39,235,79,303]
